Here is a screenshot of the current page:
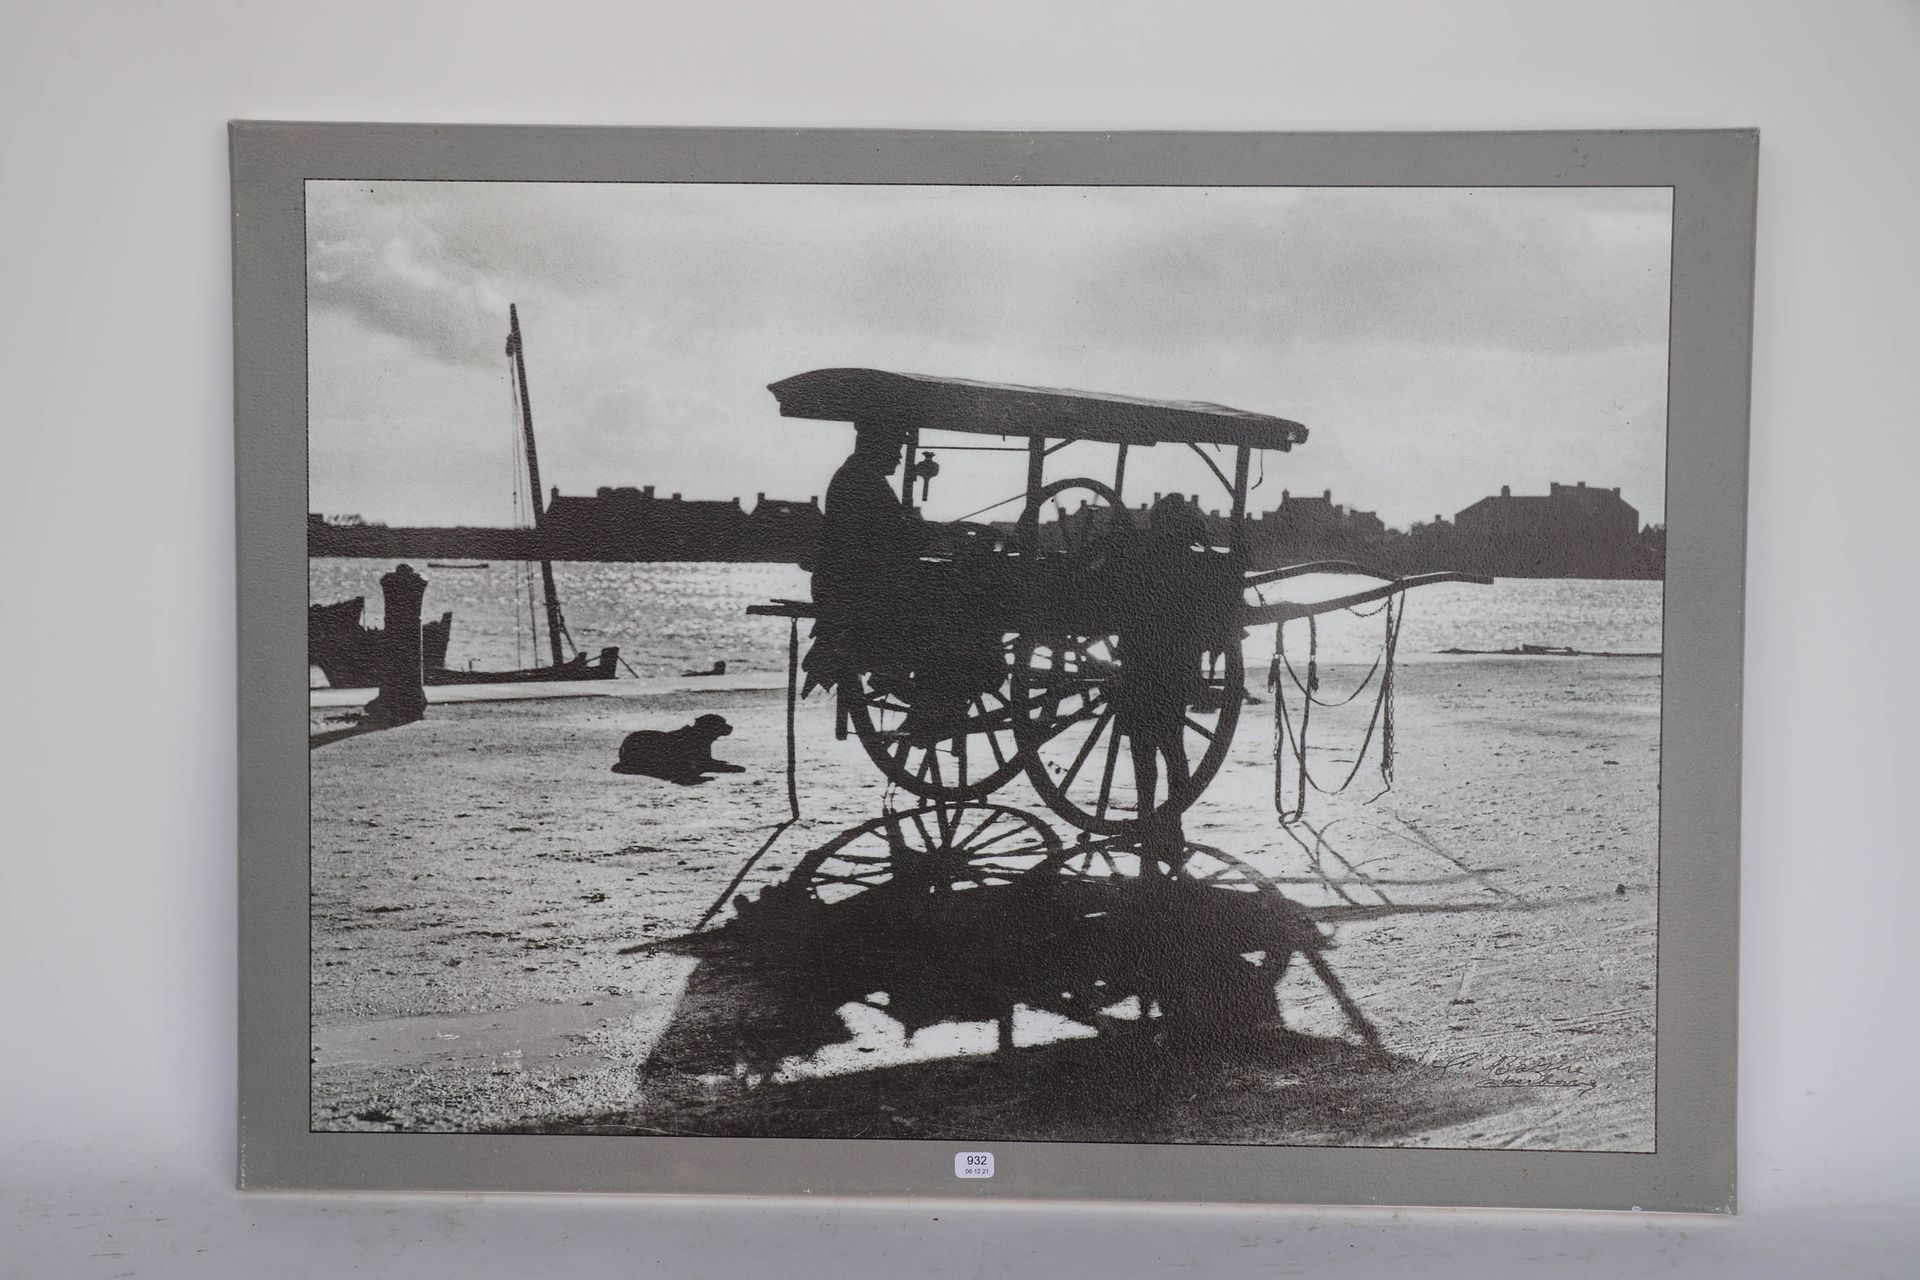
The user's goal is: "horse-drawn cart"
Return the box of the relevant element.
[750,367,1487,844]
[710,369,1494,1046]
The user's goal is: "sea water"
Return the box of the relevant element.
[308,558,1662,687]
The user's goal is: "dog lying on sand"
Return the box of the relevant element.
[610,713,746,785]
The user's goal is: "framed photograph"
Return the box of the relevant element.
[235,124,1752,1210]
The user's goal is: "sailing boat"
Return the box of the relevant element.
[424,305,620,686]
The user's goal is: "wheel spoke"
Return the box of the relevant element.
[1046,698,1108,736]
[816,870,891,886]
[1183,715,1217,742]
[1095,729,1123,822]
[1059,708,1115,793]
[965,825,1045,855]
[983,721,1010,767]
[956,808,1003,851]
[907,808,937,851]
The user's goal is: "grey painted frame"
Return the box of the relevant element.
[236,124,1752,1211]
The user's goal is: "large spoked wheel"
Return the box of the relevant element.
[835,641,1026,803]
[1013,634,1243,836]
[786,803,1064,906]
[1009,476,1242,834]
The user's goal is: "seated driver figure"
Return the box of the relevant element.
[808,423,999,733]
[811,423,925,640]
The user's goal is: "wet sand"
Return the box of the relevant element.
[309,654,1659,1150]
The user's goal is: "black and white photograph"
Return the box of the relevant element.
[43,0,1920,1264]
[305,177,1672,1152]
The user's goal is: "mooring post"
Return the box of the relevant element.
[366,563,429,726]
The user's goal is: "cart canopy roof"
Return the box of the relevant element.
[767,368,1308,451]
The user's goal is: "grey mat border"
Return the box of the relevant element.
[235,125,1751,1211]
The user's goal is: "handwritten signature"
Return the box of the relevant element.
[1434,1052,1600,1093]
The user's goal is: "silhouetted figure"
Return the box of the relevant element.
[362,564,428,726]
[806,424,1001,734]
[1114,498,1213,823]
[611,714,746,785]
[812,422,926,639]
[680,659,728,677]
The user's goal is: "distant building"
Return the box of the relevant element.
[742,492,824,563]
[1636,523,1667,578]
[1452,482,1641,577]
[542,484,832,561]
[545,484,745,559]
[1249,488,1388,560]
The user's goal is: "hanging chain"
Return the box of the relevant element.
[1271,593,1409,823]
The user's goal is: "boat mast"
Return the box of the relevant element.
[505,304,567,668]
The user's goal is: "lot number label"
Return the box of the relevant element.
[954,1152,995,1179]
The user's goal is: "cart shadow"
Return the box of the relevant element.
[523,812,1532,1145]
[1269,815,1624,921]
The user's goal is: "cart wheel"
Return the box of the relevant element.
[786,803,1064,906]
[1012,635,1243,836]
[836,643,1026,803]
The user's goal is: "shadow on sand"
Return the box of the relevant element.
[308,710,411,750]
[515,804,1527,1145]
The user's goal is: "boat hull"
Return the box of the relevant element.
[309,598,454,690]
[425,647,620,686]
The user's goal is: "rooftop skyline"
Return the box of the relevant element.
[308,181,1672,528]
[315,474,1654,535]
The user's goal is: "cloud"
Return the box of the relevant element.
[306,181,1671,526]
[1069,187,1671,361]
[307,185,513,367]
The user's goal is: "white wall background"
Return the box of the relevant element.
[3,2,1916,1275]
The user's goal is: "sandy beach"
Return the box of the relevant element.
[309,652,1659,1150]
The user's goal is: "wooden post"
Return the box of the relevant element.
[1020,435,1047,552]
[1230,446,1251,551]
[785,617,801,820]
[366,563,428,726]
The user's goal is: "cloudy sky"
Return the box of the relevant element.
[307,180,1671,529]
